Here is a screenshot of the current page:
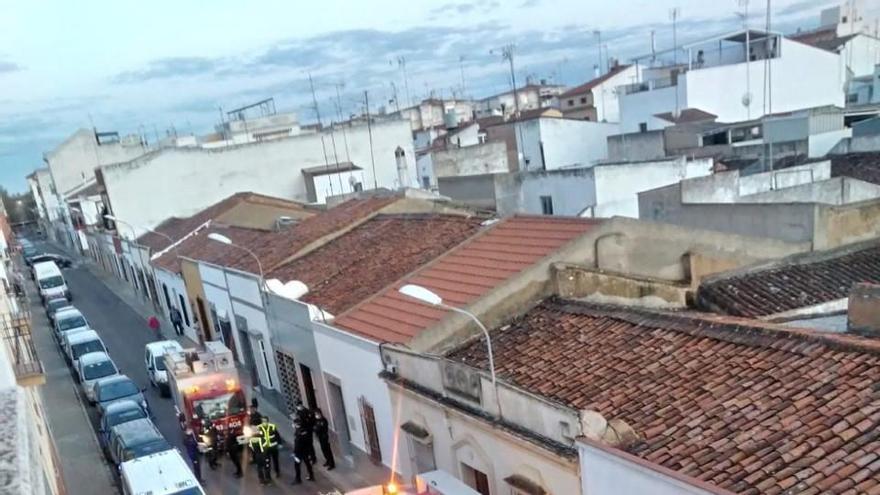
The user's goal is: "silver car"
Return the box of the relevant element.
[77,351,119,403]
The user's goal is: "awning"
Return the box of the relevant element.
[400,421,430,440]
[503,474,547,495]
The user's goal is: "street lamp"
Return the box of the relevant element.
[207,233,266,289]
[398,284,496,387]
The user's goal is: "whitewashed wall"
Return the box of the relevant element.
[154,268,198,342]
[312,322,394,469]
[101,119,416,235]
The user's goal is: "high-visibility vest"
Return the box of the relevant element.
[259,423,278,448]
[248,435,265,453]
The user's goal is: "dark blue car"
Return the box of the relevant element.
[99,400,148,456]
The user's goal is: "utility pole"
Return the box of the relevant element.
[389,82,401,113]
[364,91,378,189]
[670,7,681,117]
[459,55,467,97]
[397,56,411,108]
[500,44,520,118]
[737,0,752,120]
[308,72,322,126]
[334,83,352,162]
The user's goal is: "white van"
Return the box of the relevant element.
[145,340,183,397]
[65,330,107,369]
[120,449,204,495]
[33,261,70,302]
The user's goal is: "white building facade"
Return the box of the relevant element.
[516,117,618,170]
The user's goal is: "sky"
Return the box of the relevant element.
[0,0,847,192]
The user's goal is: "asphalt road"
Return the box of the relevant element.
[34,241,340,495]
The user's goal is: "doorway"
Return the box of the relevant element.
[359,398,382,463]
[326,378,352,457]
[461,463,491,495]
[195,297,211,340]
[299,364,317,410]
[162,283,172,315]
[235,315,259,388]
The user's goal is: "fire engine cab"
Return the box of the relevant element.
[164,341,247,443]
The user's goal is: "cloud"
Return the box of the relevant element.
[519,0,540,7]
[0,61,21,73]
[113,56,224,84]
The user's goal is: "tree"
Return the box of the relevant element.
[0,187,38,225]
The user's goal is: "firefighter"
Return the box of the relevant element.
[248,434,270,485]
[291,418,314,484]
[226,426,243,478]
[258,416,283,478]
[204,420,221,470]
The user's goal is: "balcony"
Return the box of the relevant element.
[622,77,677,95]
[1,297,44,387]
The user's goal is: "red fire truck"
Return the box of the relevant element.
[164,341,248,443]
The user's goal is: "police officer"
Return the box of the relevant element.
[204,421,221,470]
[295,403,316,463]
[248,434,270,485]
[183,429,203,482]
[226,426,243,478]
[313,409,335,470]
[291,418,314,484]
[258,416,283,478]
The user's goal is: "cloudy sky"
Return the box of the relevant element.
[0,0,845,191]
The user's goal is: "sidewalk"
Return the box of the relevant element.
[73,246,392,492]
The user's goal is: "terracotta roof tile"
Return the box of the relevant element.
[830,152,880,186]
[151,196,397,273]
[448,298,880,493]
[698,241,880,317]
[559,64,632,98]
[334,216,600,342]
[267,213,483,314]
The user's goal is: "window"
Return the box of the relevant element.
[540,196,554,215]
[461,463,491,495]
[567,99,574,106]
[639,122,648,133]
[580,97,587,104]
[177,293,190,327]
[422,176,431,189]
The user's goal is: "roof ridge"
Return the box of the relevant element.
[547,297,880,356]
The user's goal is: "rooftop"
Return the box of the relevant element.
[268,213,483,315]
[137,192,315,251]
[333,215,599,343]
[558,64,632,98]
[789,27,860,52]
[698,239,880,318]
[151,195,398,273]
[448,298,880,494]
[654,108,717,124]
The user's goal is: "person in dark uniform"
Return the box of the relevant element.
[205,421,221,469]
[295,403,316,463]
[248,434,270,485]
[291,418,314,484]
[258,416,283,478]
[226,426,243,478]
[248,406,262,465]
[183,429,203,482]
[313,409,335,470]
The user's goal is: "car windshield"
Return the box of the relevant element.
[23,247,36,257]
[154,356,166,371]
[48,300,69,312]
[99,380,139,402]
[59,315,87,331]
[107,407,147,429]
[83,360,116,380]
[193,390,246,420]
[39,276,64,289]
[72,340,105,360]
[128,439,171,460]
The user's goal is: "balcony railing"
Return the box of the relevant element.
[622,77,677,95]
[0,295,44,386]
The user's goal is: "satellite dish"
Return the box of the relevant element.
[741,92,752,107]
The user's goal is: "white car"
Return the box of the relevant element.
[120,449,204,495]
[34,260,70,302]
[77,351,119,403]
[144,340,183,397]
[53,308,89,346]
[64,330,107,369]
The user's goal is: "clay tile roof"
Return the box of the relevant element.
[559,64,631,98]
[151,195,398,273]
[698,240,880,318]
[334,216,600,343]
[830,152,880,186]
[448,298,880,494]
[137,192,310,251]
[268,213,484,315]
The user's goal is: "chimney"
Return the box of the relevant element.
[395,146,410,188]
[848,283,880,336]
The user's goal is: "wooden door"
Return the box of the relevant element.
[359,398,382,463]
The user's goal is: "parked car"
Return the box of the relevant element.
[120,449,205,495]
[99,400,149,456]
[94,375,149,417]
[77,351,119,403]
[53,308,89,345]
[144,340,184,397]
[34,261,70,302]
[64,330,106,369]
[21,244,37,262]
[26,253,72,272]
[108,418,172,467]
[45,297,71,325]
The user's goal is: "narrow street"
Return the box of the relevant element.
[32,241,341,495]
